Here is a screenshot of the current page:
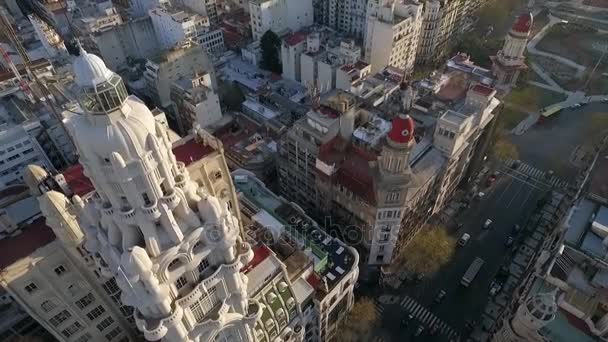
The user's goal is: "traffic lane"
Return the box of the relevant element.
[414,177,543,330]
[407,177,522,299]
[435,180,544,329]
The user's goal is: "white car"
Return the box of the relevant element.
[483,219,493,229]
[489,281,502,296]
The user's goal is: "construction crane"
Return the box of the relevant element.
[0,44,36,103]
[0,11,77,167]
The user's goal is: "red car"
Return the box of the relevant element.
[486,174,497,187]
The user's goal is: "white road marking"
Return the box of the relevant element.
[399,295,459,340]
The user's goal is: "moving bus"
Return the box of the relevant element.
[461,257,485,287]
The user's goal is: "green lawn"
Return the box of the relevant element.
[500,107,529,130]
[504,85,568,112]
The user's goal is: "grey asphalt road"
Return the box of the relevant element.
[510,102,608,179]
[369,166,548,342]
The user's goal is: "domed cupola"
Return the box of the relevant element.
[74,47,129,115]
[387,113,415,148]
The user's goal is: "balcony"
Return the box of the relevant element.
[142,202,161,220]
[161,189,180,209]
[119,206,136,223]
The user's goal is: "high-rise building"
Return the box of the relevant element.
[315,0,369,39]
[0,171,140,342]
[43,47,260,341]
[416,0,460,66]
[491,13,533,89]
[149,4,224,52]
[28,13,68,59]
[278,54,500,266]
[170,71,223,134]
[364,0,423,74]
[249,0,314,40]
[0,124,55,188]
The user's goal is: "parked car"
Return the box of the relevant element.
[415,273,424,283]
[571,103,582,109]
[486,173,498,187]
[512,224,522,233]
[505,237,515,247]
[458,233,471,247]
[435,290,447,303]
[483,219,493,229]
[414,325,425,337]
[489,281,502,296]
[601,98,608,103]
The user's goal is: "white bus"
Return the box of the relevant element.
[461,257,485,287]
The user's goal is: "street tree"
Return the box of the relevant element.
[492,134,519,161]
[260,30,282,74]
[218,80,245,111]
[337,297,378,342]
[394,226,456,276]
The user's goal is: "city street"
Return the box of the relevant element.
[364,161,556,342]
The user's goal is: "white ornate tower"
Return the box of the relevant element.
[493,289,558,342]
[491,12,533,89]
[64,48,260,342]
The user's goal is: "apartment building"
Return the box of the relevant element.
[170,71,223,134]
[150,4,224,52]
[28,13,68,59]
[278,54,499,266]
[249,0,313,40]
[0,125,54,187]
[300,34,362,91]
[234,169,359,342]
[416,0,459,65]
[364,0,423,74]
[315,0,368,39]
[0,167,140,342]
[143,44,215,109]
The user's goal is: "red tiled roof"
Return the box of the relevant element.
[242,244,272,273]
[306,272,321,289]
[62,164,94,197]
[172,138,215,166]
[341,64,355,73]
[318,106,340,118]
[512,12,533,34]
[0,217,56,270]
[560,308,594,337]
[471,84,496,97]
[337,150,376,205]
[284,31,307,46]
[354,61,370,70]
[62,138,217,197]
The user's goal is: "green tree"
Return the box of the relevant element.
[218,80,245,111]
[260,30,282,74]
[394,226,456,276]
[337,297,378,342]
[492,136,519,161]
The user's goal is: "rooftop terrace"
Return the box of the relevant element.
[233,170,356,290]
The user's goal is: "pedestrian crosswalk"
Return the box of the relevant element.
[503,159,570,189]
[399,295,459,341]
[372,337,385,342]
[374,299,385,316]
